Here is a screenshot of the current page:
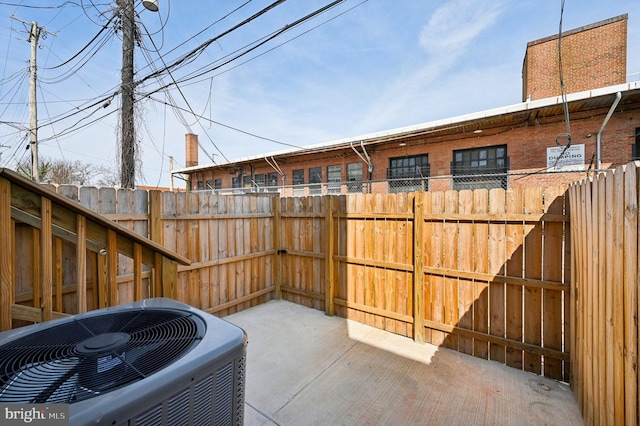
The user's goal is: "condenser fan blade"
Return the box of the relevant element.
[0,358,83,403]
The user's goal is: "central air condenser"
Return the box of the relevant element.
[0,298,247,425]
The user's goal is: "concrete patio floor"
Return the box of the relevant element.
[225,300,583,426]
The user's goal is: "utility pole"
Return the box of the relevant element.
[116,0,158,189]
[117,0,136,189]
[11,16,56,182]
[169,155,174,191]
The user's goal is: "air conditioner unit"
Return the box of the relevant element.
[0,298,247,425]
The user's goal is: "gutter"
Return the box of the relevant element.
[596,91,622,170]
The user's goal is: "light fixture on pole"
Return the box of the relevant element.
[142,0,159,12]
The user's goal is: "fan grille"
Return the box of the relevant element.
[0,308,205,404]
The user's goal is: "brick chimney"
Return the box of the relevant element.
[185,133,198,167]
[522,14,627,101]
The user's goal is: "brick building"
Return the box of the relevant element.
[174,15,639,195]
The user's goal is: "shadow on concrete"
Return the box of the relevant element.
[225,299,581,426]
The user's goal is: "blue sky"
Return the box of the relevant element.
[0,0,637,188]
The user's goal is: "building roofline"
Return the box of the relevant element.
[526,13,628,48]
[173,80,640,174]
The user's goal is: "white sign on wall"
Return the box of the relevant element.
[547,144,585,171]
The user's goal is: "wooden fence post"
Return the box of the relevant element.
[272,196,282,300]
[325,196,335,316]
[76,216,87,313]
[41,197,53,322]
[0,177,13,331]
[149,190,163,299]
[413,193,425,343]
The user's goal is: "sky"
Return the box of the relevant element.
[0,0,637,188]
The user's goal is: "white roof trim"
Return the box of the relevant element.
[174,81,640,174]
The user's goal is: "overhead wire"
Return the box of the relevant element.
[135,0,289,87]
[147,95,307,150]
[43,13,117,70]
[136,0,253,72]
[138,24,228,164]
[179,0,368,86]
[139,0,349,98]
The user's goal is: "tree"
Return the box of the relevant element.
[15,157,118,186]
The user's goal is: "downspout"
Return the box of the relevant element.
[596,91,622,170]
[350,140,373,173]
[350,140,373,191]
[265,156,285,188]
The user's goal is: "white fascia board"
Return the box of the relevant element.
[173,81,640,175]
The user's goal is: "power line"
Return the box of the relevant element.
[138,0,349,98]
[147,94,307,150]
[135,0,289,88]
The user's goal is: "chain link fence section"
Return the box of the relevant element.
[193,169,593,196]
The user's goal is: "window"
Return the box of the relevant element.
[293,169,304,196]
[197,180,204,191]
[254,174,266,190]
[214,179,222,190]
[347,163,362,193]
[243,175,253,190]
[309,167,322,195]
[232,176,242,189]
[451,145,509,190]
[387,154,430,193]
[205,180,213,190]
[267,172,279,192]
[633,128,640,160]
[327,165,341,194]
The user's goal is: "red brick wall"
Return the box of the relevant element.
[523,15,627,101]
[190,108,639,193]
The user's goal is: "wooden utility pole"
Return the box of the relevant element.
[29,22,39,182]
[117,0,136,189]
[11,16,56,182]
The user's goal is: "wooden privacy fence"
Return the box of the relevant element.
[569,161,640,426]
[0,168,189,331]
[277,187,571,382]
[7,177,571,383]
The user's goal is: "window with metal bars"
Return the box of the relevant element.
[451,145,509,190]
[387,154,430,193]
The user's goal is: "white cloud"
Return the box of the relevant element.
[419,0,504,56]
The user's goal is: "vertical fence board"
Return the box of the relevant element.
[473,189,489,359]
[543,186,566,381]
[398,193,411,338]
[430,192,445,346]
[602,171,615,424]
[364,194,375,326]
[595,176,606,425]
[624,165,638,426]
[444,190,459,350]
[523,187,543,374]
[457,190,474,355]
[505,188,524,370]
[488,189,506,364]
[612,167,626,426]
[373,194,386,330]
[422,192,433,344]
[337,196,348,319]
[384,194,399,334]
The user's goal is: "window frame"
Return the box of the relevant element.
[327,165,341,194]
[346,163,363,193]
[387,154,430,193]
[451,145,509,190]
